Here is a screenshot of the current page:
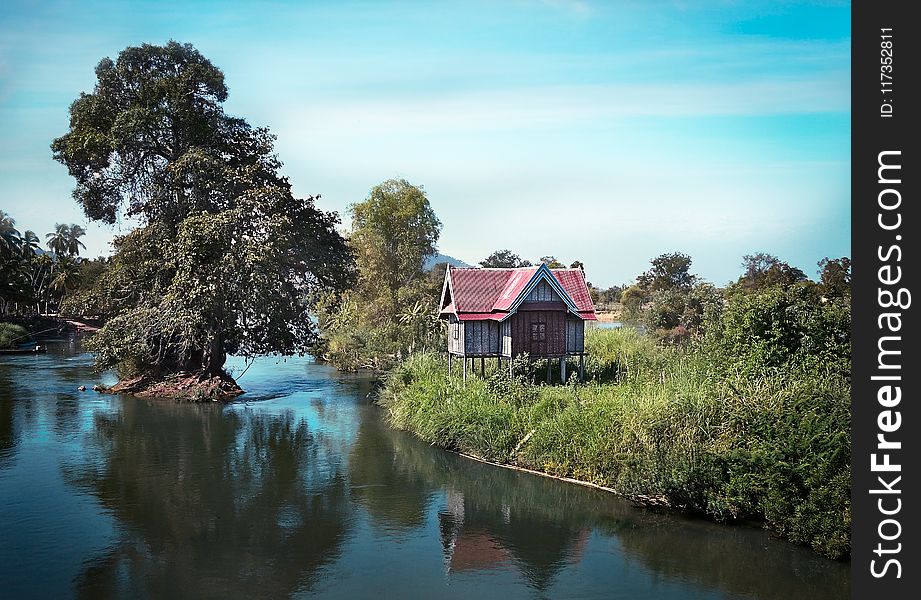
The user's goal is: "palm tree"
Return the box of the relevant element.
[45,223,69,256]
[20,230,40,260]
[67,224,87,256]
[0,210,17,232]
[31,253,53,314]
[0,210,21,256]
[49,255,81,307]
[45,223,86,257]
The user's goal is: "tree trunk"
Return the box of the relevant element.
[202,332,225,376]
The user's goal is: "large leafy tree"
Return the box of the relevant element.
[318,179,443,371]
[479,250,532,268]
[51,42,352,383]
[817,256,851,299]
[637,252,697,292]
[735,253,806,292]
[348,179,441,295]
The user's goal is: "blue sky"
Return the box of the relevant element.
[0,0,850,287]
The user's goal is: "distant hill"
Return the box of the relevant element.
[424,253,473,271]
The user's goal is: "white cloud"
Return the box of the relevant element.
[278,75,848,139]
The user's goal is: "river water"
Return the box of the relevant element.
[1,342,849,599]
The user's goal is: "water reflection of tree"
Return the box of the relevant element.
[348,416,437,531]
[65,400,353,598]
[0,369,17,469]
[612,516,851,600]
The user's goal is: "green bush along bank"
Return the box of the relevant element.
[0,322,29,348]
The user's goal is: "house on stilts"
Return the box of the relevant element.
[438,263,597,382]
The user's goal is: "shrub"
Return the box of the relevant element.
[704,283,850,377]
[0,322,29,348]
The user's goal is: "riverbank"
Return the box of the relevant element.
[378,327,851,560]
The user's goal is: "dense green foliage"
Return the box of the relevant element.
[621,252,717,341]
[0,210,91,315]
[736,253,807,292]
[0,322,29,348]
[380,285,851,559]
[817,256,852,299]
[50,42,352,380]
[316,179,443,371]
[479,249,532,268]
[637,252,696,292]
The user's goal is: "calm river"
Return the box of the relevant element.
[1,342,849,599]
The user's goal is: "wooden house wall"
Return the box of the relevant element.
[463,320,500,356]
[565,317,585,354]
[500,320,512,357]
[448,316,464,354]
[510,310,566,358]
[525,279,560,303]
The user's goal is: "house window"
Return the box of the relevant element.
[530,322,546,341]
[453,325,459,340]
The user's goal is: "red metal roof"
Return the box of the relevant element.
[552,269,595,313]
[493,267,539,311]
[447,268,517,313]
[441,265,597,321]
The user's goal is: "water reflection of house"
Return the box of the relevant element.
[448,531,510,573]
[439,489,591,588]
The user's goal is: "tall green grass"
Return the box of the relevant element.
[379,327,850,559]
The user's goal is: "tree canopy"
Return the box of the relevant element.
[51,42,352,384]
[0,211,95,315]
[51,42,281,228]
[817,256,851,298]
[736,253,806,291]
[479,250,532,269]
[637,252,696,292]
[45,223,86,257]
[317,179,444,371]
[539,256,565,269]
[348,179,441,295]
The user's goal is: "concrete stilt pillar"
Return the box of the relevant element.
[463,356,467,383]
[561,357,567,383]
[546,359,551,383]
[579,354,585,382]
[448,353,452,376]
[480,356,485,377]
